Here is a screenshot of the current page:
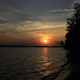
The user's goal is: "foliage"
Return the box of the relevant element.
[64,3,80,60]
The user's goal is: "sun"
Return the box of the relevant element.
[43,40,47,43]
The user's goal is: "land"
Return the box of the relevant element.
[0,45,62,47]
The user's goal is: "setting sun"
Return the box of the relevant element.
[43,40,47,43]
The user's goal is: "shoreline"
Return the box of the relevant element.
[0,45,62,47]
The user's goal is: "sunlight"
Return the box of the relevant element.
[43,40,47,43]
[39,47,51,76]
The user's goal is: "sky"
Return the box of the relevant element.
[0,0,80,46]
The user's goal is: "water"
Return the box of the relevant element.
[0,47,68,80]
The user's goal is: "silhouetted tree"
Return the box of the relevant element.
[57,40,64,46]
[64,3,80,60]
[60,41,64,46]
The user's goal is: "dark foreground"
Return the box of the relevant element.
[64,58,80,80]
[41,57,80,80]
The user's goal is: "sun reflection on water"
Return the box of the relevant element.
[38,47,51,76]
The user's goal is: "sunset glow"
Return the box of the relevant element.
[0,0,72,46]
[43,40,47,43]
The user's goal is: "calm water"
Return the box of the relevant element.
[0,47,68,80]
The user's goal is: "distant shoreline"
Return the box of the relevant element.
[0,45,62,47]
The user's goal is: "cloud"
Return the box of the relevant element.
[33,11,73,22]
[0,23,19,34]
[0,5,73,24]
[0,4,32,23]
[0,19,9,24]
[27,27,67,34]
[0,20,67,36]
[74,0,80,3]
[0,0,74,33]
[0,31,5,34]
[0,0,75,46]
[16,21,67,32]
[0,4,31,15]
[0,0,75,24]
[51,9,73,12]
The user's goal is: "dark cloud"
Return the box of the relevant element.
[0,5,32,23]
[0,28,18,34]
[0,0,75,23]
[0,19,9,24]
[0,0,75,10]
[0,31,5,34]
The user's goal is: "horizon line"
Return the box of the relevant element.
[0,45,62,47]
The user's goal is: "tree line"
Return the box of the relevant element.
[62,3,80,61]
